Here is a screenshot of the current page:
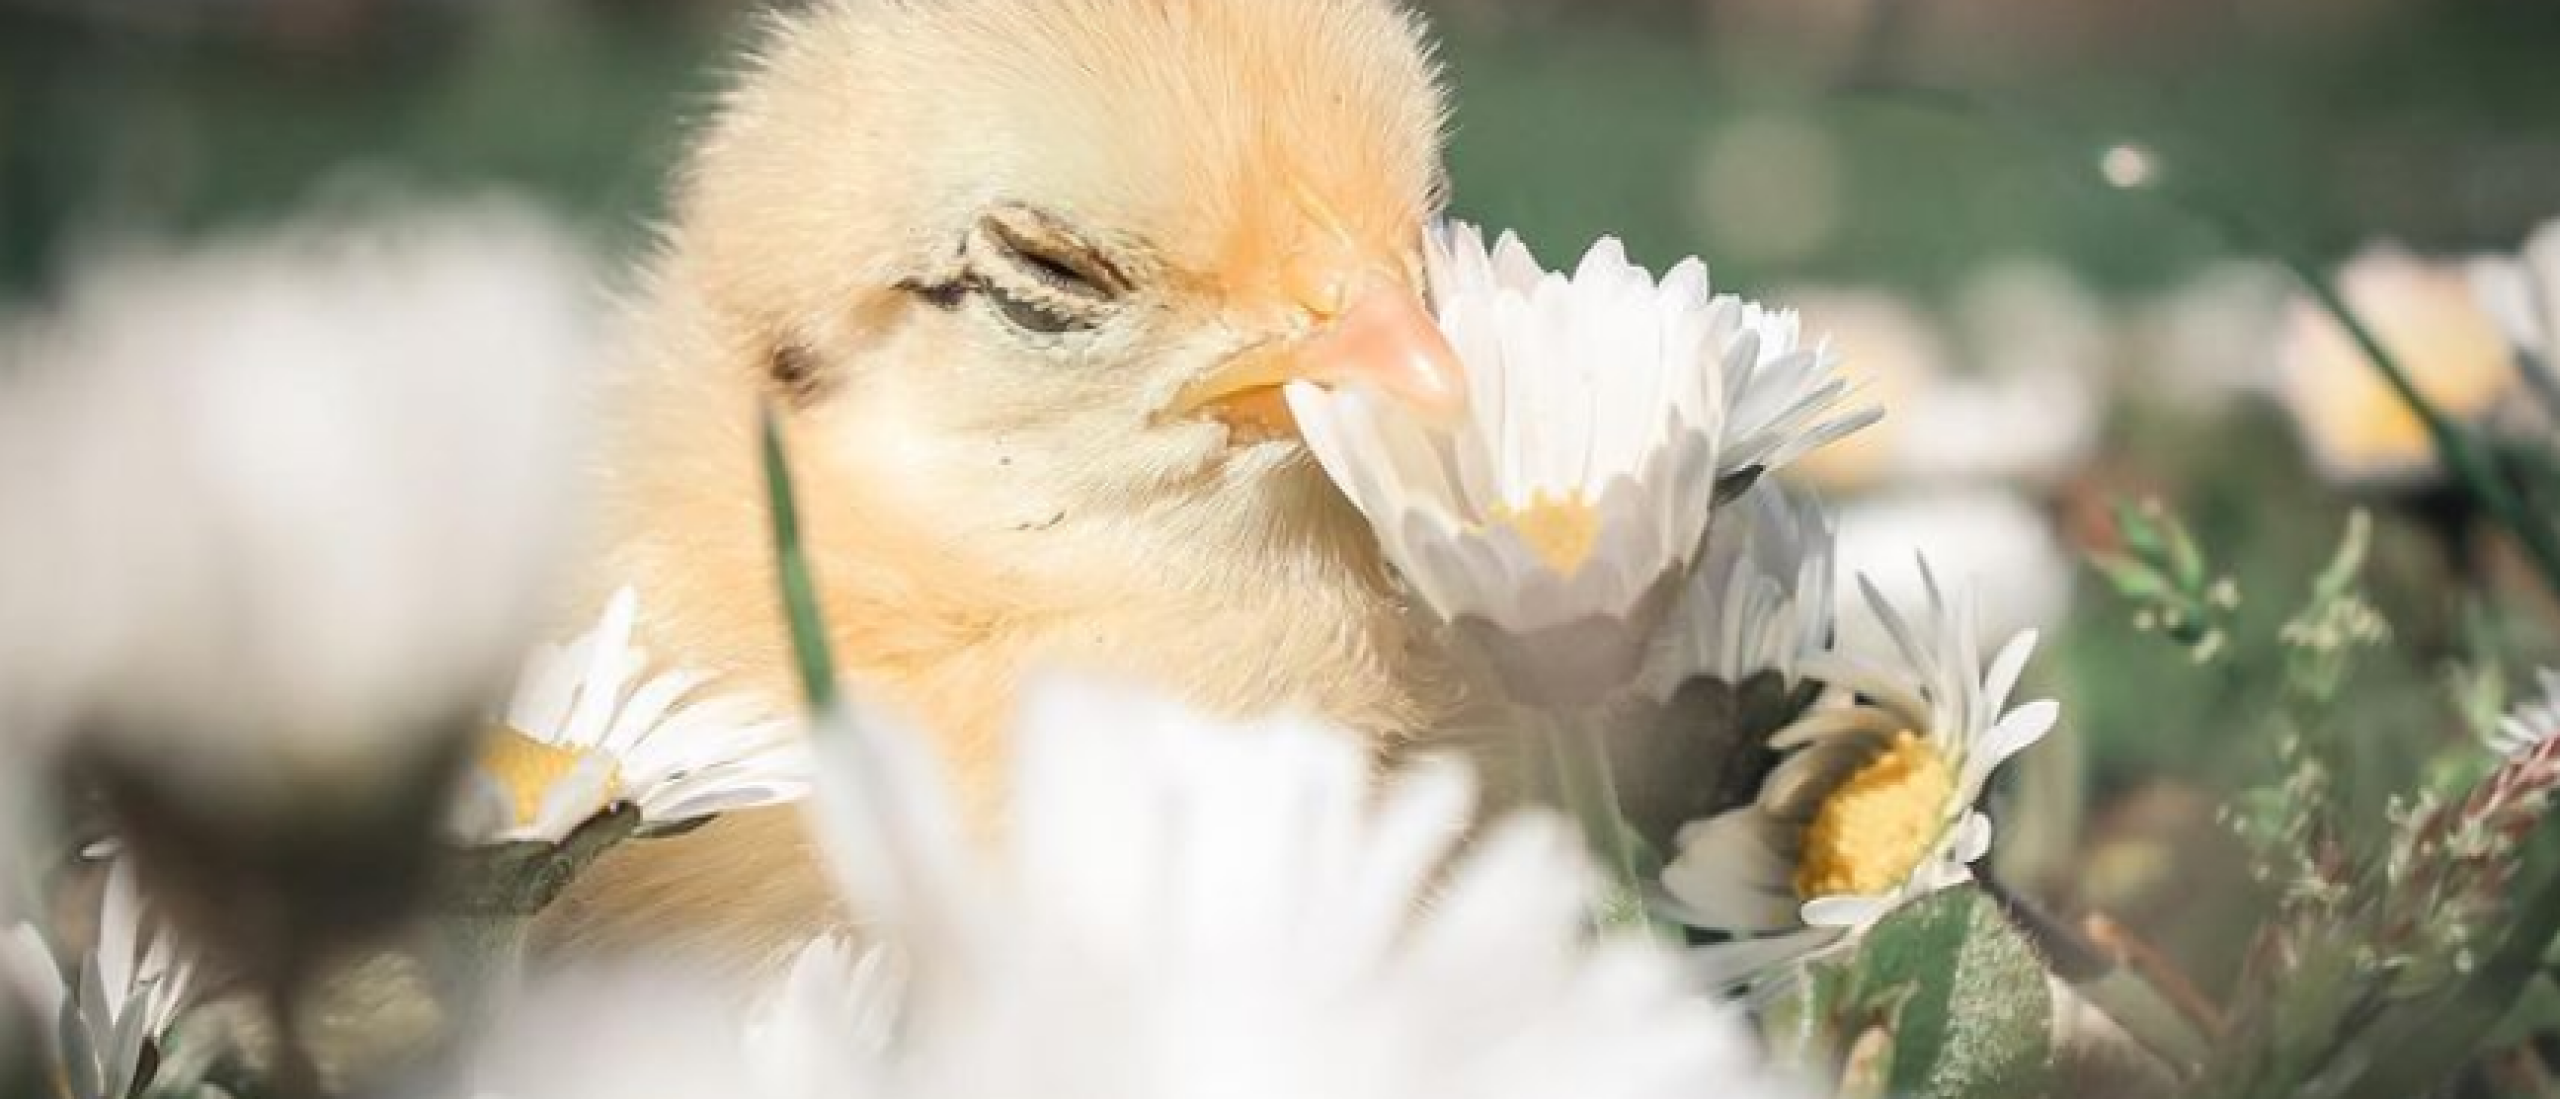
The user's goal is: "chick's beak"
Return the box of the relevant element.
[1174,276,1467,439]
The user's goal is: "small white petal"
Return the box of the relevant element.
[1948,812,1995,866]
[1965,699,2060,790]
[1980,629,2040,722]
[1692,928,1844,990]
[1662,811,1801,933]
[1800,893,1889,930]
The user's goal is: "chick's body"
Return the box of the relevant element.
[549,0,1474,958]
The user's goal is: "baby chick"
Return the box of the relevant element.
[548,0,1475,958]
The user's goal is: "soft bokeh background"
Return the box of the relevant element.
[6,0,2559,992]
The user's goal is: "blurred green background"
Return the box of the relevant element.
[6,0,2556,289]
[5,0,2559,984]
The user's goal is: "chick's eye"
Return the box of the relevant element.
[964,208,1129,337]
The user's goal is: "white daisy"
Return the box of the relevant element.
[452,588,812,845]
[1662,561,2058,985]
[805,675,1783,1099]
[0,861,194,1099]
[2133,261,2292,414]
[1288,223,1871,705]
[1641,479,1836,696]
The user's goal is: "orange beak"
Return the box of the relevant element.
[1174,273,1468,440]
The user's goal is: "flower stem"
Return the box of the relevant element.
[760,403,843,716]
[2269,254,2560,596]
[1538,710,1663,938]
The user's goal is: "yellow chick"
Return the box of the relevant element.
[546,0,1473,959]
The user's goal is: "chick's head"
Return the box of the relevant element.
[676,0,1457,550]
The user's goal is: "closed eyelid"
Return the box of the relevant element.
[975,207,1134,299]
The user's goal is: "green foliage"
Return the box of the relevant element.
[2093,498,2240,665]
[2090,499,2560,1097]
[2277,511,2390,707]
[1819,888,2057,1099]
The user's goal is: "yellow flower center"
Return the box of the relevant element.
[1794,731,1957,901]
[481,727,620,828]
[1489,491,1601,573]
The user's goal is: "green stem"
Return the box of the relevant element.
[1538,710,1661,938]
[431,910,536,1046]
[760,404,843,715]
[2268,253,2560,595]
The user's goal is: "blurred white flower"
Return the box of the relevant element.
[466,679,1789,1099]
[468,968,791,1099]
[809,675,1782,1099]
[1833,486,2074,657]
[2134,261,2292,412]
[1956,257,2117,396]
[1788,283,2103,491]
[452,588,811,846]
[2472,216,2560,384]
[0,200,598,814]
[467,934,904,1099]
[1664,564,2057,987]
[1289,223,1869,705]
[740,936,904,1094]
[1641,480,1836,696]
[2276,244,2522,485]
[0,861,194,1099]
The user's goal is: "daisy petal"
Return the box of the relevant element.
[1663,810,1800,933]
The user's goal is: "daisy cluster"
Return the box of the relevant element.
[1293,223,2056,974]
[4,196,2558,1099]
[0,213,2048,1099]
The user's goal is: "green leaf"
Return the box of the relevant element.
[2088,553,2175,602]
[1846,887,2056,1099]
[2112,498,2166,560]
[2162,510,2209,591]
